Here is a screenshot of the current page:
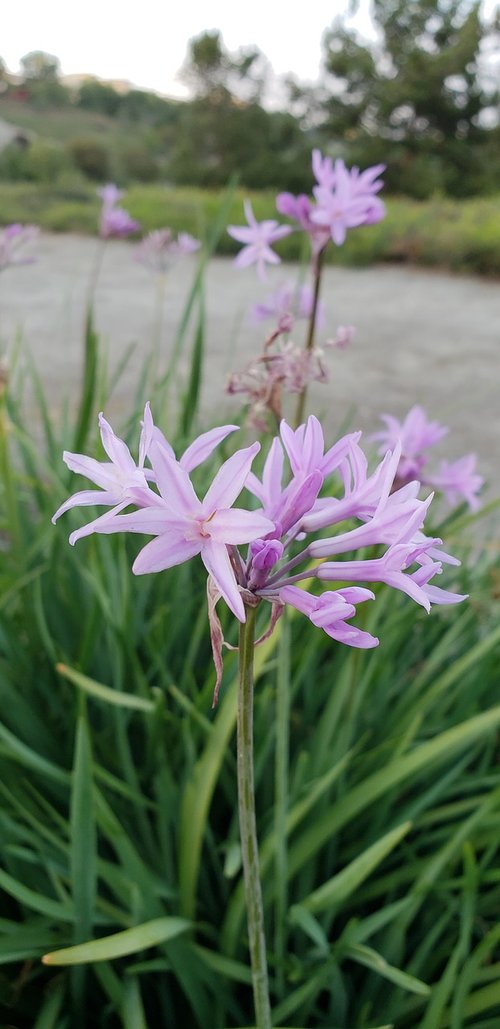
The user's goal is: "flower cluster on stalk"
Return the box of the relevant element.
[226,320,341,431]
[371,405,483,511]
[227,150,385,278]
[134,229,200,274]
[0,223,39,271]
[98,184,140,240]
[53,408,466,698]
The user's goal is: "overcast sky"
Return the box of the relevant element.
[4,1,499,100]
[2,1,376,97]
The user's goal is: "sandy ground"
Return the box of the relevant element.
[1,231,499,498]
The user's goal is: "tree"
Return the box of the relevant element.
[180,30,268,105]
[170,33,310,190]
[317,0,500,196]
[19,50,69,107]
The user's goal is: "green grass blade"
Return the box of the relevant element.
[299,821,412,915]
[344,942,430,997]
[42,917,191,965]
[57,663,155,712]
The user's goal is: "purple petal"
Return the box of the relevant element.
[208,508,275,545]
[279,584,317,617]
[149,442,199,514]
[63,452,119,491]
[133,533,201,575]
[325,624,379,648]
[98,413,137,473]
[180,425,239,473]
[52,489,118,523]
[201,540,245,621]
[203,443,260,512]
[93,507,175,535]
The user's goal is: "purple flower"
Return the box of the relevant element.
[424,455,484,512]
[371,406,449,480]
[97,183,140,239]
[115,441,273,621]
[312,158,385,246]
[135,229,200,274]
[281,584,378,648]
[54,410,466,674]
[276,151,386,253]
[227,200,291,280]
[97,184,124,208]
[250,281,325,328]
[370,406,482,510]
[0,223,39,271]
[52,405,240,545]
[276,191,330,257]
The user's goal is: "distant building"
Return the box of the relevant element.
[0,116,34,151]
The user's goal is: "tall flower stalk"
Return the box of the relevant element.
[52,406,467,1027]
[227,150,385,428]
[237,602,272,1028]
[294,244,327,426]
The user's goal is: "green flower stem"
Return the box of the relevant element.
[237,603,272,1029]
[294,246,326,427]
[274,606,290,997]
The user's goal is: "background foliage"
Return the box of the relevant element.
[0,218,499,1025]
[1,0,500,197]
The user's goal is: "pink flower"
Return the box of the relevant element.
[135,229,200,273]
[311,158,385,246]
[280,584,378,648]
[371,406,448,480]
[115,441,273,621]
[250,282,325,327]
[52,405,240,545]
[424,455,484,512]
[227,200,291,280]
[97,183,139,239]
[97,184,124,208]
[276,151,386,252]
[0,223,39,270]
[54,410,466,666]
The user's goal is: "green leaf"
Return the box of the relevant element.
[57,663,155,712]
[0,866,73,921]
[42,916,191,965]
[344,942,431,997]
[70,706,96,944]
[300,821,412,914]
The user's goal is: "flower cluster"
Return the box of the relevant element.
[53,408,465,695]
[372,406,483,511]
[278,150,385,251]
[227,151,385,278]
[135,229,200,274]
[98,184,140,240]
[0,223,39,271]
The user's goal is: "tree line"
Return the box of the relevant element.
[1,0,499,197]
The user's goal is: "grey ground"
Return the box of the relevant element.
[2,232,499,498]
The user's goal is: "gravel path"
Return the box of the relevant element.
[2,232,499,496]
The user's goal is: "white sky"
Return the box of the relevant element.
[3,1,499,99]
[2,1,375,97]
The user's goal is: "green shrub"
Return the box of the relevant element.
[68,137,111,182]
